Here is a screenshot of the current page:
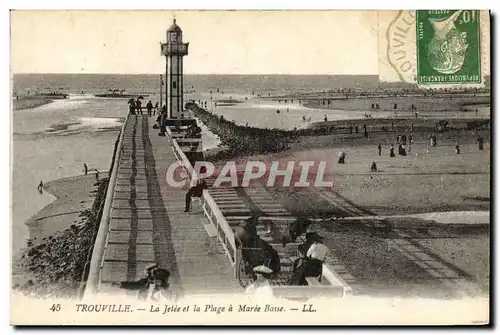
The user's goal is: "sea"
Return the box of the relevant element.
[11,73,490,256]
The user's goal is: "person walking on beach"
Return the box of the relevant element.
[146,100,153,116]
[455,143,461,155]
[429,134,437,147]
[338,150,346,164]
[363,124,368,138]
[37,181,44,194]
[378,143,382,156]
[154,102,159,116]
[477,136,484,150]
[389,144,395,158]
[84,163,88,175]
[400,144,407,156]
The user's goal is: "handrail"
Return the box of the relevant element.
[201,189,237,269]
[166,125,238,274]
[84,114,128,296]
[321,263,353,297]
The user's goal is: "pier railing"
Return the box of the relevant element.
[166,127,238,273]
[166,123,352,296]
[84,115,129,296]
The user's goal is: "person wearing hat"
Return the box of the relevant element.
[288,232,329,286]
[246,265,273,296]
[112,263,171,301]
[184,166,208,212]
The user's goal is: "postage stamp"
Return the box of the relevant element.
[416,10,482,85]
[378,10,489,87]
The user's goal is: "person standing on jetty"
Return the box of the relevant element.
[95,169,99,181]
[129,100,136,115]
[136,98,142,115]
[84,163,88,175]
[146,100,153,116]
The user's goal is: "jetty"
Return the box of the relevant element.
[84,112,352,299]
[83,18,352,300]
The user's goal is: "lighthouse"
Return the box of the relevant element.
[161,19,189,119]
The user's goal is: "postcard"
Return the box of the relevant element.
[10,10,490,325]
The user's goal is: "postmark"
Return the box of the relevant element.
[416,10,482,85]
[385,10,417,83]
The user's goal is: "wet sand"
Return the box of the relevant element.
[12,173,108,294]
[25,172,108,245]
[12,97,54,110]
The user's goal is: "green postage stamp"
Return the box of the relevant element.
[416,10,481,85]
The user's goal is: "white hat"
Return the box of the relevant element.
[253,265,273,274]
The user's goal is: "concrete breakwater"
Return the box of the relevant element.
[186,102,297,159]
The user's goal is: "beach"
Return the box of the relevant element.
[13,173,108,298]
[188,98,490,298]
[11,73,491,298]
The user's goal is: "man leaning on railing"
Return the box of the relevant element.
[184,166,208,212]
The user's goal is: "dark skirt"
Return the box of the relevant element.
[288,258,323,286]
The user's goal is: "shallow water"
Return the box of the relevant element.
[12,94,126,254]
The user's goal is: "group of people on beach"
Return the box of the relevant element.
[335,120,488,174]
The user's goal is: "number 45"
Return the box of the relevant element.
[50,304,61,312]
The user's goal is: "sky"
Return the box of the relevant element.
[10,10,379,75]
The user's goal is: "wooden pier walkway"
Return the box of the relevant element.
[98,115,240,296]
